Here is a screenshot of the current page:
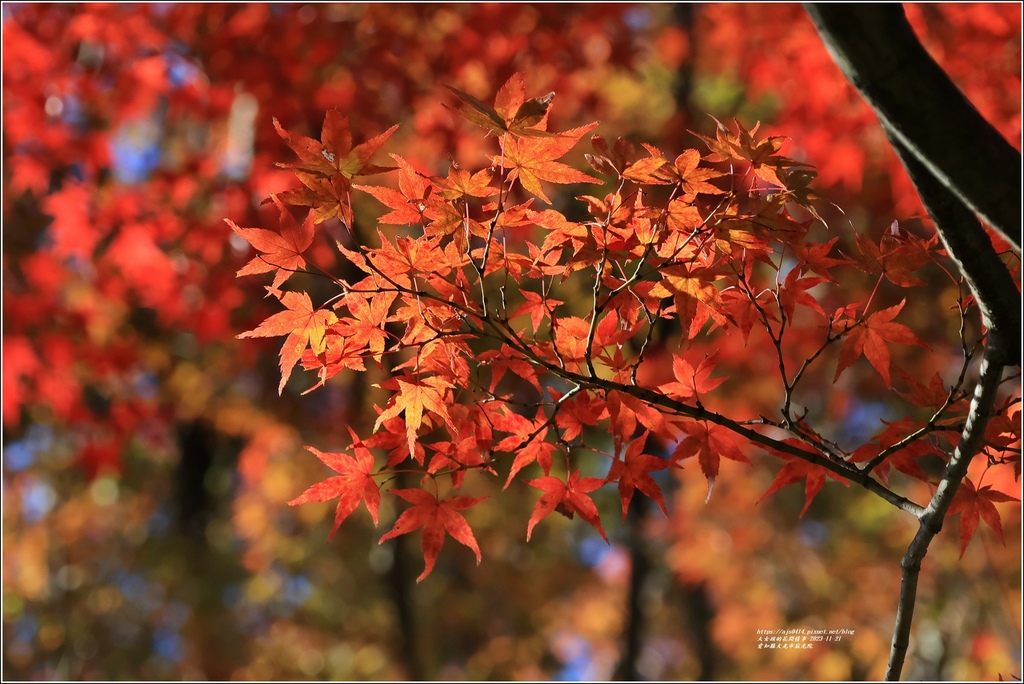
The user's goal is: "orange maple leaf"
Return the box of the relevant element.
[228,195,314,290]
[834,299,928,388]
[444,72,556,138]
[274,108,397,178]
[497,123,601,204]
[272,171,353,226]
[431,164,498,200]
[694,117,804,188]
[288,436,381,538]
[237,289,338,394]
[378,489,486,581]
[355,155,433,225]
[333,291,396,361]
[374,374,456,457]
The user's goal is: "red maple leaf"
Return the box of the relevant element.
[759,440,850,516]
[947,477,1021,558]
[228,195,315,290]
[378,489,486,581]
[526,470,607,541]
[478,346,543,395]
[672,421,751,501]
[552,389,607,442]
[288,434,381,538]
[834,299,928,388]
[511,289,563,335]
[607,432,671,518]
[855,221,932,287]
[778,268,828,320]
[792,237,849,282]
[658,351,726,401]
[237,289,338,394]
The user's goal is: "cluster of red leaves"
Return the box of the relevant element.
[4,3,657,481]
[234,74,1020,580]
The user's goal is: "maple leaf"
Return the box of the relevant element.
[526,471,607,541]
[855,221,932,287]
[651,263,731,339]
[379,489,487,582]
[272,171,353,226]
[671,149,728,197]
[623,146,726,194]
[947,477,1021,557]
[510,289,563,335]
[672,421,751,502]
[658,351,726,401]
[552,389,607,442]
[621,145,675,185]
[848,416,952,485]
[444,73,556,138]
[237,289,338,394]
[432,164,497,200]
[288,436,380,538]
[503,431,558,489]
[606,390,666,455]
[275,109,397,178]
[834,299,929,388]
[228,195,314,290]
[497,123,601,204]
[300,331,367,393]
[333,290,396,361]
[586,134,640,177]
[793,237,849,283]
[759,440,850,517]
[694,118,803,188]
[478,346,543,395]
[355,155,433,225]
[607,432,671,518]
[374,374,456,457]
[778,268,828,320]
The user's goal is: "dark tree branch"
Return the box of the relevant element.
[885,334,1009,680]
[887,131,1021,367]
[804,5,1022,680]
[804,4,1022,253]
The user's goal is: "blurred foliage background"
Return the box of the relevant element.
[2,3,1020,680]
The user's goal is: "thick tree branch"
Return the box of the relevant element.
[804,4,1022,253]
[884,334,1009,680]
[887,132,1021,366]
[804,7,1021,678]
